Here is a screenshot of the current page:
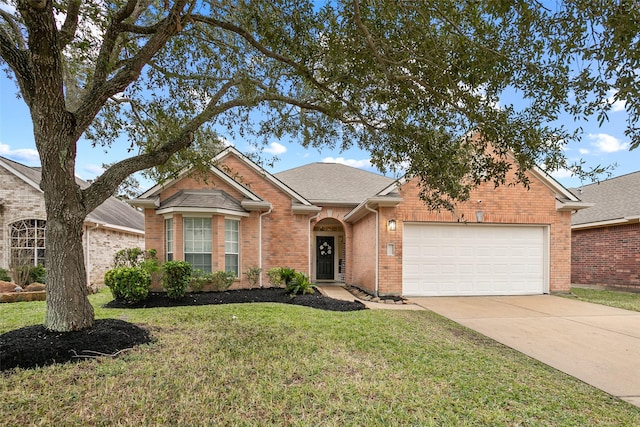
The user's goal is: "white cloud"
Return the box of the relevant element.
[605,89,626,113]
[322,157,371,169]
[588,133,629,153]
[550,168,574,179]
[578,148,590,155]
[0,143,40,164]
[264,142,287,155]
[82,164,105,177]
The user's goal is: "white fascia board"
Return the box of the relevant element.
[155,206,251,217]
[292,204,322,214]
[572,215,640,230]
[378,177,406,196]
[556,200,594,211]
[530,166,581,202]
[127,197,159,208]
[0,158,42,193]
[82,221,145,236]
[241,200,273,211]
[344,196,403,223]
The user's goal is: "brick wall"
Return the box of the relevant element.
[1,166,144,284]
[571,223,640,289]
[85,226,145,285]
[372,171,572,295]
[350,212,377,293]
[0,170,47,270]
[146,154,317,288]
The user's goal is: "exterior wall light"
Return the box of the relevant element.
[387,219,397,231]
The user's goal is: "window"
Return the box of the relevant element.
[225,219,239,277]
[184,217,212,272]
[10,219,46,267]
[165,218,173,261]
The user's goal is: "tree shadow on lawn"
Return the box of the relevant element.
[1,288,365,371]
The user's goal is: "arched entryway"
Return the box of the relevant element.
[313,218,345,282]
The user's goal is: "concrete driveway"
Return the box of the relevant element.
[409,295,640,407]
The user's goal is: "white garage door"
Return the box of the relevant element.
[402,223,547,296]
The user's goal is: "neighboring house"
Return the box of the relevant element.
[571,172,640,290]
[131,146,588,297]
[0,156,145,286]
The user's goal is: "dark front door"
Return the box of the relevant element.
[316,236,335,280]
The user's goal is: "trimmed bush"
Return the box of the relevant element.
[163,261,192,299]
[104,267,151,303]
[0,268,10,282]
[243,267,262,289]
[210,271,236,291]
[266,267,284,288]
[28,265,46,284]
[285,272,315,295]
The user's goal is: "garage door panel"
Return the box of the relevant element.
[402,224,545,296]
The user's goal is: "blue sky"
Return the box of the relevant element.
[1,71,638,193]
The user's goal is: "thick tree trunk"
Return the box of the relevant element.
[44,213,94,331]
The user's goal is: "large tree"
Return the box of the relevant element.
[0,0,636,331]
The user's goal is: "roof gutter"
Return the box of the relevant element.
[572,215,640,230]
[364,202,379,298]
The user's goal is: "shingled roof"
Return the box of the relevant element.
[0,156,144,233]
[274,162,396,205]
[158,189,245,213]
[570,171,640,227]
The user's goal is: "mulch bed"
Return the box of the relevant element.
[1,288,365,372]
[104,287,366,311]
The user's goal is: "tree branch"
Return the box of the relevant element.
[191,13,377,134]
[74,0,190,139]
[0,8,27,50]
[58,0,80,49]
[82,78,245,211]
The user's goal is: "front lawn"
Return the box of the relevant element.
[570,287,640,312]
[2,289,639,425]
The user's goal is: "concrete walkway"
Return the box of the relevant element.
[317,285,425,310]
[409,295,640,407]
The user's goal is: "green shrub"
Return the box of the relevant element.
[162,261,192,299]
[279,267,296,287]
[210,270,236,291]
[104,267,151,303]
[28,264,46,284]
[243,267,262,289]
[285,272,315,295]
[0,267,10,282]
[112,247,145,268]
[190,269,208,292]
[266,267,284,288]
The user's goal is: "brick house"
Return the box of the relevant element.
[0,156,145,286]
[132,146,587,296]
[571,172,640,290]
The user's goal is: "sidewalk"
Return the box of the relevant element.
[317,285,424,311]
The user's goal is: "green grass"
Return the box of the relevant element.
[2,289,640,426]
[569,287,640,312]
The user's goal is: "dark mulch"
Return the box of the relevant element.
[103,287,367,312]
[1,288,365,372]
[1,319,152,371]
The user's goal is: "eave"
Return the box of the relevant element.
[572,215,640,230]
[556,200,594,212]
[156,207,250,217]
[344,196,403,223]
